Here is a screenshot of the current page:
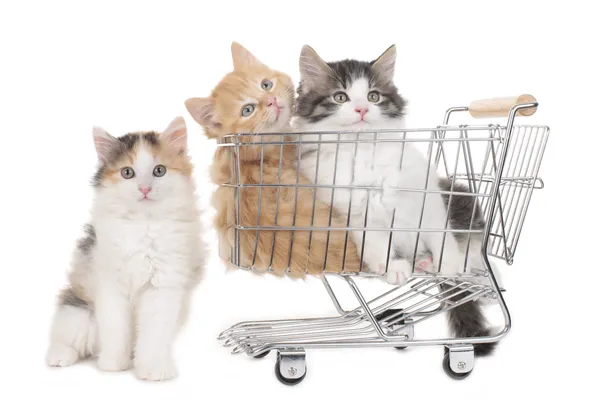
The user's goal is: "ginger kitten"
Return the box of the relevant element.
[185,42,361,276]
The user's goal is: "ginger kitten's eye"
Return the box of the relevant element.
[121,167,135,179]
[261,79,273,91]
[153,165,167,177]
[368,91,381,103]
[241,104,255,117]
[333,92,348,103]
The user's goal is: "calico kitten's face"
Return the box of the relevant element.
[185,42,294,139]
[92,117,192,207]
[295,45,406,129]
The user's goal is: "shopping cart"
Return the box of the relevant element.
[216,94,549,384]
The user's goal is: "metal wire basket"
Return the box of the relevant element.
[215,95,549,383]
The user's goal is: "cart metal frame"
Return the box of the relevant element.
[216,96,549,383]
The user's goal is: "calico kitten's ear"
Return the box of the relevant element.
[299,45,332,88]
[92,126,119,163]
[185,97,219,129]
[231,42,266,70]
[371,44,396,83]
[160,116,187,153]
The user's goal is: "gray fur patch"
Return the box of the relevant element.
[76,224,96,255]
[142,132,159,148]
[60,287,89,309]
[439,178,486,237]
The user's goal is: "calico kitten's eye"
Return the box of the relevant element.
[333,92,348,103]
[261,79,273,91]
[121,167,135,179]
[368,91,380,103]
[241,104,255,117]
[153,165,167,177]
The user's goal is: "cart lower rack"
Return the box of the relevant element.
[216,95,549,383]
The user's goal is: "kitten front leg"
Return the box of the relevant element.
[353,230,413,286]
[95,284,132,371]
[133,287,184,381]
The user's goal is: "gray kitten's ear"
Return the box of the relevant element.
[160,116,187,153]
[371,44,396,83]
[231,42,266,70]
[185,97,218,129]
[299,45,333,88]
[92,126,119,162]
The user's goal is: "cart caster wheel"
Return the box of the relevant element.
[275,359,307,385]
[275,349,306,386]
[443,345,474,380]
[376,309,413,350]
[253,350,270,359]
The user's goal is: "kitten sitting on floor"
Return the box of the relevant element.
[45,117,206,381]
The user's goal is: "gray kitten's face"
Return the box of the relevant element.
[295,45,406,128]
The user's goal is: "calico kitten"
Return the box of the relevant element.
[185,42,361,276]
[294,45,495,355]
[45,117,206,380]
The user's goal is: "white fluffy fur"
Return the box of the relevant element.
[295,78,471,286]
[46,118,205,381]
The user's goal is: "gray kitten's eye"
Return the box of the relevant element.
[121,167,135,179]
[261,79,273,90]
[333,92,348,103]
[241,104,255,117]
[153,165,167,177]
[368,91,380,103]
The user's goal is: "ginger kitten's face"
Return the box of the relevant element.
[92,117,193,207]
[185,42,294,139]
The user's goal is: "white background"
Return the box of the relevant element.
[1,0,598,398]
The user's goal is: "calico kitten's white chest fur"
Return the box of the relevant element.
[93,216,196,295]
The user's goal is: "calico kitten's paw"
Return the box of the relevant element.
[383,259,413,286]
[134,356,177,381]
[98,352,132,372]
[46,343,78,367]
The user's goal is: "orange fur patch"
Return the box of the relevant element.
[189,46,362,277]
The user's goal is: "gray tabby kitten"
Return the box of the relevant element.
[294,45,496,356]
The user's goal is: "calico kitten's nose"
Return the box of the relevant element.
[139,187,152,197]
[355,107,369,119]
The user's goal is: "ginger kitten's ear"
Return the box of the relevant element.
[371,44,396,83]
[92,126,120,163]
[299,45,333,88]
[231,42,266,70]
[185,97,219,129]
[160,116,187,153]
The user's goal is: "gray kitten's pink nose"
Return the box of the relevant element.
[355,107,369,119]
[139,187,152,196]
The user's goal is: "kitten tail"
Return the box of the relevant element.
[443,283,497,356]
[46,288,97,367]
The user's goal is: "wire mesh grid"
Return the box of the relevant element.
[219,275,494,356]
[216,123,549,277]
[214,98,549,381]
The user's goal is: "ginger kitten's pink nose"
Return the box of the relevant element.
[355,107,369,119]
[139,187,152,197]
[267,96,282,116]
[267,96,279,107]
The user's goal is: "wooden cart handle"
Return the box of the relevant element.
[468,94,537,118]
